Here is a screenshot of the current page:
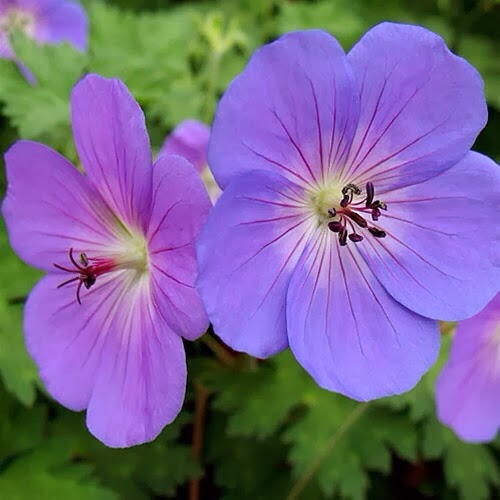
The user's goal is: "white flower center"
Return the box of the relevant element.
[0,10,35,38]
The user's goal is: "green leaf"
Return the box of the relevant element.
[0,438,117,500]
[0,383,46,464]
[423,420,500,500]
[0,224,41,405]
[48,409,200,499]
[0,31,87,160]
[203,350,311,439]
[284,393,418,499]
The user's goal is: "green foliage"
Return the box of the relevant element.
[0,223,40,406]
[0,0,499,498]
[0,31,87,161]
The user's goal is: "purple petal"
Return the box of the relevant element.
[208,30,359,190]
[357,152,500,321]
[435,294,500,442]
[287,233,439,400]
[1,140,118,272]
[34,1,88,51]
[343,22,487,191]
[196,170,314,357]
[147,155,211,341]
[25,273,187,448]
[70,74,153,231]
[159,120,210,174]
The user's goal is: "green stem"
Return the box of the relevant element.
[286,403,370,500]
[201,332,236,367]
[202,50,221,123]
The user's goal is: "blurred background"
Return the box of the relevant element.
[0,0,499,498]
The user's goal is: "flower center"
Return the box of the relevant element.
[53,237,148,304]
[310,181,388,246]
[0,10,35,38]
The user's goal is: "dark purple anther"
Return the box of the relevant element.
[368,227,387,238]
[371,208,381,221]
[365,182,374,207]
[339,227,348,246]
[349,233,364,243]
[345,210,368,228]
[328,221,343,232]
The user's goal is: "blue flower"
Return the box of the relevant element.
[196,24,500,401]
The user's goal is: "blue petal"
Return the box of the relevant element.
[357,152,500,321]
[196,170,314,357]
[287,232,439,401]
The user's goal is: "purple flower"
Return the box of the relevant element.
[196,23,500,400]
[0,0,87,81]
[160,119,221,202]
[435,294,500,442]
[1,74,211,447]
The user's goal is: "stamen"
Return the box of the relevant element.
[365,182,374,207]
[328,221,343,233]
[368,227,387,238]
[339,227,348,246]
[53,248,115,305]
[324,181,388,246]
[344,209,368,229]
[348,233,364,243]
[371,208,381,221]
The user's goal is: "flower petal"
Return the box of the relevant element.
[147,155,211,340]
[2,140,117,272]
[343,22,487,191]
[34,1,88,51]
[159,120,210,173]
[208,30,359,190]
[196,170,314,357]
[357,152,500,321]
[70,74,152,231]
[287,232,439,401]
[435,294,500,442]
[24,273,122,411]
[86,278,186,448]
[25,272,186,448]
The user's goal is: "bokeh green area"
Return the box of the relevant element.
[0,0,499,498]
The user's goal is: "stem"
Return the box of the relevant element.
[202,50,221,123]
[286,403,370,500]
[188,381,210,500]
[201,332,237,367]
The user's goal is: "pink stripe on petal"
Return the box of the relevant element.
[208,30,359,189]
[197,170,314,358]
[147,155,211,341]
[70,75,153,232]
[2,140,118,272]
[343,23,486,191]
[287,234,439,401]
[85,279,187,448]
[357,152,500,321]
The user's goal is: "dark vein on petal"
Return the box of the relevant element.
[242,142,314,189]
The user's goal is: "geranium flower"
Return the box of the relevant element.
[0,0,87,81]
[2,74,211,447]
[435,294,500,442]
[196,23,500,400]
[160,119,221,201]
